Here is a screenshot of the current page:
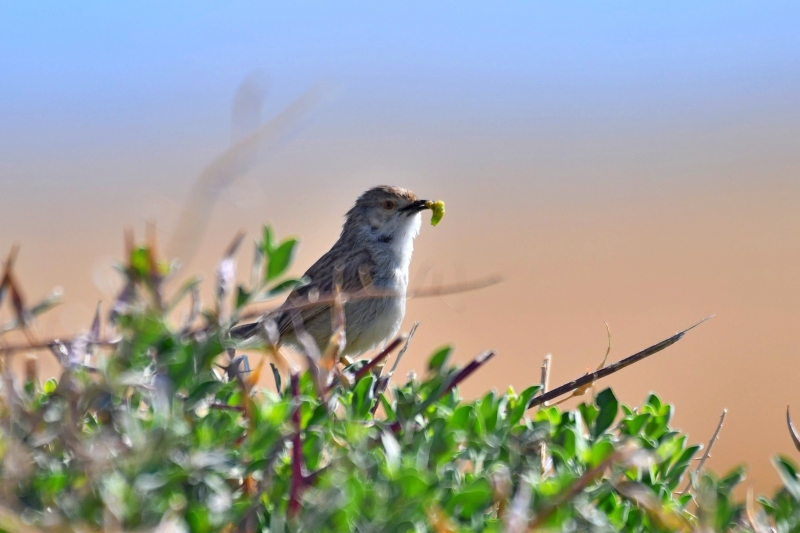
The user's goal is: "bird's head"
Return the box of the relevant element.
[343,186,432,243]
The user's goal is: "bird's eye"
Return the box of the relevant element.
[382,200,396,210]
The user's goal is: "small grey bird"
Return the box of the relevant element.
[233,186,435,356]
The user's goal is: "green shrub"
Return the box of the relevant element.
[1,227,799,532]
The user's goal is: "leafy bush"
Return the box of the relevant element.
[1,227,800,532]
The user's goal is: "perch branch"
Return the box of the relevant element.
[352,336,404,381]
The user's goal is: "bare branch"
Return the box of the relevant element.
[1,338,118,356]
[391,321,420,375]
[352,337,404,382]
[235,274,502,324]
[288,373,304,519]
[540,354,551,394]
[371,324,420,415]
[538,354,552,475]
[527,316,713,410]
[788,406,800,453]
[682,408,728,494]
[527,451,620,529]
[166,81,334,264]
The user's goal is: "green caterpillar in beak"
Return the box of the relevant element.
[425,200,445,226]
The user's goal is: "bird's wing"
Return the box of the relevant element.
[277,244,373,337]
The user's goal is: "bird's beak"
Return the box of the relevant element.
[399,199,430,215]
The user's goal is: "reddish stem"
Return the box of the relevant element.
[288,373,304,519]
[352,337,404,381]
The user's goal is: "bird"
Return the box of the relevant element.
[232,186,435,357]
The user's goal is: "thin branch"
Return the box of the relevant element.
[352,337,404,382]
[409,274,502,298]
[682,408,727,494]
[234,275,503,323]
[538,354,552,476]
[288,373,304,519]
[390,321,419,375]
[166,80,334,265]
[540,354,551,393]
[538,354,551,405]
[371,323,420,415]
[788,406,800,452]
[1,338,118,356]
[695,409,727,473]
[527,317,713,410]
[208,401,246,413]
[527,452,620,529]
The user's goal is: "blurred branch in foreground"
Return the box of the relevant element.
[166,77,335,266]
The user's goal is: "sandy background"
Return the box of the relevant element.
[2,3,800,493]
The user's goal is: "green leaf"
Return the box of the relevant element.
[579,402,599,428]
[398,471,429,497]
[130,246,151,279]
[719,465,746,492]
[43,378,57,395]
[351,375,375,419]
[185,380,222,409]
[480,391,498,432]
[262,225,276,256]
[446,479,492,518]
[774,456,800,500]
[269,363,282,395]
[267,277,306,297]
[450,404,473,430]
[427,345,453,373]
[235,286,250,308]
[508,385,541,425]
[646,393,662,411]
[265,238,298,281]
[379,394,395,422]
[621,413,650,436]
[594,387,618,437]
[590,439,615,468]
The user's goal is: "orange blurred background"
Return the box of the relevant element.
[2,3,800,494]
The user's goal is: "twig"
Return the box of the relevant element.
[235,275,503,323]
[788,406,800,452]
[681,408,727,494]
[1,338,118,355]
[538,354,552,476]
[208,401,246,412]
[527,317,712,410]
[390,321,419,375]
[409,274,502,298]
[166,80,334,265]
[288,373,304,519]
[370,323,420,415]
[538,354,551,405]
[527,452,620,529]
[352,337,404,381]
